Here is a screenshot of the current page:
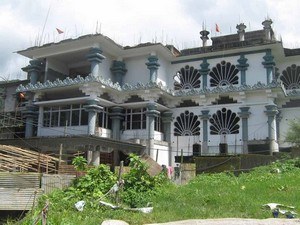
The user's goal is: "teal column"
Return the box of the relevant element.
[84,99,103,135]
[146,103,160,157]
[264,104,279,154]
[262,50,275,84]
[110,60,127,86]
[110,106,124,140]
[86,48,105,77]
[276,110,282,141]
[162,111,173,166]
[22,59,42,84]
[236,54,249,85]
[23,103,38,138]
[238,107,251,154]
[146,55,160,83]
[200,110,210,154]
[200,58,210,89]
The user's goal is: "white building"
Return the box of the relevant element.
[5,19,300,166]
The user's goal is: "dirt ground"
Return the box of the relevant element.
[145,218,300,225]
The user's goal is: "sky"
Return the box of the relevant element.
[1,0,300,81]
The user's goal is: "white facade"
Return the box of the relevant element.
[13,20,300,166]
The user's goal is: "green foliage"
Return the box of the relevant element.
[68,164,117,199]
[16,157,300,225]
[286,119,300,147]
[72,156,87,171]
[121,154,168,207]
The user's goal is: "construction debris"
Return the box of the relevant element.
[263,203,297,218]
[0,145,61,173]
[75,200,85,211]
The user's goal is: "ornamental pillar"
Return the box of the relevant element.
[276,110,282,141]
[110,60,127,86]
[162,111,173,166]
[200,58,210,89]
[200,110,210,154]
[264,104,279,154]
[236,54,249,85]
[146,54,160,83]
[23,103,38,138]
[146,103,160,158]
[262,50,275,84]
[86,48,105,77]
[22,59,42,85]
[83,99,103,135]
[238,107,251,154]
[110,106,124,140]
[200,30,210,47]
[262,19,273,41]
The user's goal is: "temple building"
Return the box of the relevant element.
[1,19,300,166]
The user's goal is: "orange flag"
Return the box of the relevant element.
[215,24,220,32]
[56,28,64,34]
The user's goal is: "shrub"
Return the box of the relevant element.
[121,154,168,207]
[67,164,117,199]
[72,156,87,171]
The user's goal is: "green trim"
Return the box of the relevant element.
[171,49,269,64]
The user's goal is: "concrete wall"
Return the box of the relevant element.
[38,125,88,137]
[124,56,149,85]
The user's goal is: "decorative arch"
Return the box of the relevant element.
[209,108,240,135]
[174,111,200,136]
[209,61,239,87]
[280,64,300,89]
[174,65,201,90]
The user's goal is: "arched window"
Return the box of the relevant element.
[280,64,300,89]
[174,65,201,90]
[209,61,239,87]
[209,108,240,135]
[174,111,200,136]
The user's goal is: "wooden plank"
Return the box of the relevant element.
[0,188,43,210]
[58,164,77,175]
[0,145,60,173]
[140,153,162,177]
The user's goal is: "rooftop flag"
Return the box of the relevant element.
[215,24,220,32]
[56,28,64,34]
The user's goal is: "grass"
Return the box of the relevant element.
[10,159,300,225]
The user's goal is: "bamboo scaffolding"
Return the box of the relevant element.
[0,145,62,173]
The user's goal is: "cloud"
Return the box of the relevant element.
[0,0,300,79]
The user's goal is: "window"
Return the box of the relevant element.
[71,109,80,126]
[42,104,89,127]
[43,107,50,127]
[154,115,161,132]
[80,110,88,125]
[280,64,300,89]
[51,106,59,127]
[174,65,201,90]
[174,111,200,136]
[59,105,70,127]
[125,108,146,130]
[209,61,239,87]
[97,107,111,129]
[209,108,240,135]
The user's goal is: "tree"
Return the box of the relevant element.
[286,119,300,147]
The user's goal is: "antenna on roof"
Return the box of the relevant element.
[95,21,98,34]
[39,1,52,46]
[74,25,78,37]
[95,21,102,34]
